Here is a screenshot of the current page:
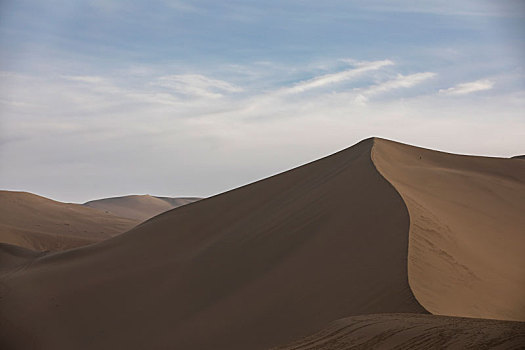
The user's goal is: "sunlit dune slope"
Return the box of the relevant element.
[373,138,525,321]
[0,138,425,350]
[273,313,525,349]
[84,195,201,221]
[0,191,138,251]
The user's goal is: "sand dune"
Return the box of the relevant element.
[84,195,200,221]
[1,138,524,349]
[373,138,525,321]
[0,139,424,349]
[0,192,199,252]
[273,314,525,349]
[0,191,138,251]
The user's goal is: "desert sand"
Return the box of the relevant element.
[273,314,525,349]
[84,195,200,221]
[0,192,199,252]
[373,138,525,321]
[1,138,524,349]
[0,191,138,251]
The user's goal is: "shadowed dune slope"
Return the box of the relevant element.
[0,243,44,275]
[0,139,425,350]
[84,195,201,221]
[372,138,525,321]
[273,314,525,350]
[0,191,138,251]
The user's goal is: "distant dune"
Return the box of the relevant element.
[1,138,524,349]
[0,191,138,251]
[0,192,200,252]
[84,195,200,221]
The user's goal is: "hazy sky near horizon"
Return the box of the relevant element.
[1,0,524,202]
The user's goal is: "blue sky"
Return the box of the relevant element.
[1,0,524,202]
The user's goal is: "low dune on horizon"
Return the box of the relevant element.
[0,192,201,252]
[0,191,138,252]
[1,137,524,349]
[84,194,201,221]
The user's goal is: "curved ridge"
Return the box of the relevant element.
[371,138,525,322]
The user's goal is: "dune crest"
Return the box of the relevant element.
[372,138,525,321]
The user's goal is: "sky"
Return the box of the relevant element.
[1,0,524,203]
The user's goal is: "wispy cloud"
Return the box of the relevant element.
[154,74,242,98]
[63,75,107,84]
[439,79,494,95]
[355,72,436,103]
[280,60,394,94]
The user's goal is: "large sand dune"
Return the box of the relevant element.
[0,191,138,251]
[84,195,200,221]
[0,139,424,349]
[1,138,524,349]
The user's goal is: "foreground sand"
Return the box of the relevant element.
[0,191,138,251]
[273,314,525,349]
[1,138,524,349]
[84,195,200,221]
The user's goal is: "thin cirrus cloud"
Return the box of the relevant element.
[1,60,439,123]
[354,72,436,103]
[439,79,494,95]
[64,75,107,84]
[153,74,243,99]
[280,59,394,94]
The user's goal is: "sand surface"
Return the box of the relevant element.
[373,139,525,321]
[0,244,45,275]
[1,138,524,349]
[273,313,525,349]
[84,195,200,221]
[0,191,138,251]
